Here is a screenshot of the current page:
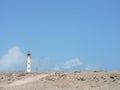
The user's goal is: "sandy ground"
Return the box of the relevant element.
[0,71,120,90]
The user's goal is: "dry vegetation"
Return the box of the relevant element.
[0,71,120,90]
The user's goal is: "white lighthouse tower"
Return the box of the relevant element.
[27,51,31,72]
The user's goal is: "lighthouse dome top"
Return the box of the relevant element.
[27,51,31,56]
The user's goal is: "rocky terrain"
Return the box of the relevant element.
[0,71,120,90]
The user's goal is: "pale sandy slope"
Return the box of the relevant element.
[0,71,120,90]
[7,74,48,87]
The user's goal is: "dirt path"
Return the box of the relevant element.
[6,74,48,87]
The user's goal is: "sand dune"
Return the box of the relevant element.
[0,71,120,90]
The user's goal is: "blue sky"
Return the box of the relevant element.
[0,0,120,71]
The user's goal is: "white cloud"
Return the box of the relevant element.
[0,46,25,71]
[54,65,61,71]
[53,58,97,71]
[53,58,83,71]
[85,64,98,71]
[63,58,83,69]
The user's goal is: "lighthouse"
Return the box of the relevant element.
[27,51,31,72]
